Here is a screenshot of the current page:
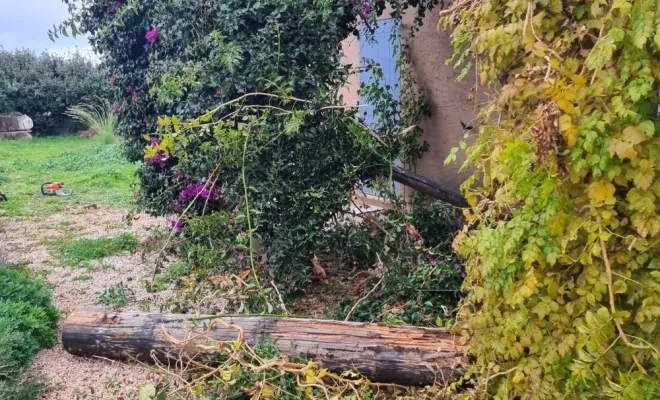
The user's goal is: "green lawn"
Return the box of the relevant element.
[0,136,138,217]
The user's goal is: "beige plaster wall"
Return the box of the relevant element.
[339,9,477,191]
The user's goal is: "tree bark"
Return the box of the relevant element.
[392,166,468,207]
[62,309,465,386]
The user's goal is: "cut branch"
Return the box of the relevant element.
[392,166,469,207]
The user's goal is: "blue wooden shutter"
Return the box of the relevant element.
[358,19,401,196]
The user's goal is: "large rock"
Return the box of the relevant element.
[0,114,33,140]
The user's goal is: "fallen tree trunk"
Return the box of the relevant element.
[392,166,468,208]
[62,309,465,386]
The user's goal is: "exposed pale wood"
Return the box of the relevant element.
[62,309,465,386]
[392,166,468,207]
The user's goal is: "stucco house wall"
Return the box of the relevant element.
[339,9,477,193]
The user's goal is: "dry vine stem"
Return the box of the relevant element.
[156,317,412,399]
[344,254,386,321]
[596,216,649,352]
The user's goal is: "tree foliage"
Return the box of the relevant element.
[0,48,107,135]
[441,0,660,398]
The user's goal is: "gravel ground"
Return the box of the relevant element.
[0,206,172,400]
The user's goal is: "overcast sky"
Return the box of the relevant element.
[0,0,93,56]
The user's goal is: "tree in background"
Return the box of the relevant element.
[0,48,107,135]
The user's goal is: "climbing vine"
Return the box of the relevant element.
[442,0,660,398]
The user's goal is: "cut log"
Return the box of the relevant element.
[392,166,468,208]
[62,309,466,386]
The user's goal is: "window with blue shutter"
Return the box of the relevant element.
[358,19,401,197]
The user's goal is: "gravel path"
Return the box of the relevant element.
[0,206,170,400]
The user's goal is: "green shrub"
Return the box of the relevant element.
[0,48,107,135]
[0,264,59,400]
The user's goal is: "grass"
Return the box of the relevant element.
[0,135,138,217]
[56,233,139,266]
[96,282,128,308]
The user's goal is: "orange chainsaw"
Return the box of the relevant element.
[41,182,73,196]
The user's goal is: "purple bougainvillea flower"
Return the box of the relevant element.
[237,253,245,262]
[150,137,159,147]
[126,85,133,93]
[360,0,372,17]
[438,273,447,281]
[144,153,166,167]
[122,103,129,111]
[429,257,438,265]
[215,88,223,97]
[374,292,383,300]
[133,91,142,100]
[110,104,119,113]
[454,263,461,270]
[178,182,221,203]
[145,27,160,44]
[170,220,183,232]
[461,272,466,278]
[109,1,124,13]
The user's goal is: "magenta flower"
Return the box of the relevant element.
[454,263,461,270]
[110,104,119,113]
[145,28,160,44]
[215,88,223,97]
[360,0,372,17]
[170,220,184,232]
[109,1,124,13]
[126,85,133,93]
[438,274,447,281]
[178,182,221,203]
[150,137,159,147]
[122,103,128,111]
[237,253,245,262]
[133,91,142,100]
[144,153,166,167]
[429,257,438,265]
[374,292,383,300]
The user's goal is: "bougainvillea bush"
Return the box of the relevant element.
[54,0,440,290]
[441,0,660,398]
